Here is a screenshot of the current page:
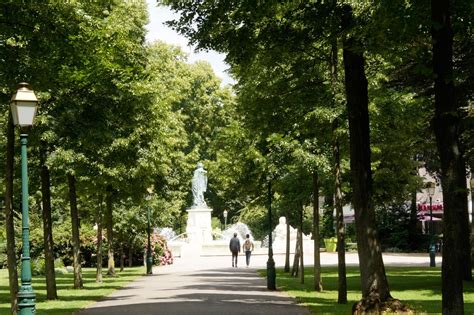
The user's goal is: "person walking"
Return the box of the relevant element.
[229,232,240,267]
[242,234,254,268]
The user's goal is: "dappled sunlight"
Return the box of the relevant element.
[267,266,474,313]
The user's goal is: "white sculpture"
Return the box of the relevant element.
[273,216,311,247]
[187,162,212,244]
[192,162,207,207]
[274,217,298,241]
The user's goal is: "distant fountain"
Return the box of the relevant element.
[222,222,253,241]
[261,217,312,254]
[158,227,176,241]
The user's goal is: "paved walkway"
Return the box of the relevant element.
[77,254,311,315]
[77,252,438,315]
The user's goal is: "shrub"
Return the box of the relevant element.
[148,233,173,266]
[31,257,46,276]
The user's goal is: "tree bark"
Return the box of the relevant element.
[284,214,290,272]
[471,174,474,268]
[334,136,347,304]
[342,4,391,305]
[312,172,322,291]
[68,173,83,289]
[4,113,18,314]
[106,185,116,276]
[409,180,419,251]
[291,233,300,277]
[128,245,133,268]
[299,202,304,285]
[120,244,125,272]
[96,195,103,283]
[40,143,57,299]
[431,0,469,311]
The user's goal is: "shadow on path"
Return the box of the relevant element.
[78,267,309,315]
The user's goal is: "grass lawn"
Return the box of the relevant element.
[260,266,474,314]
[0,267,145,315]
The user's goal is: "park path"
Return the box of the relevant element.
[77,252,438,315]
[76,254,311,315]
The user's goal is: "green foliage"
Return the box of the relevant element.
[31,256,46,276]
[211,217,221,231]
[239,205,269,241]
[320,209,336,239]
[376,204,418,252]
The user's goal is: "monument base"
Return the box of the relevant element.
[186,206,213,244]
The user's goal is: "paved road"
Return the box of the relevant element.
[77,252,438,315]
[77,254,311,315]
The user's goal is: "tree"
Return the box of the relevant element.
[431,0,468,311]
[40,142,57,298]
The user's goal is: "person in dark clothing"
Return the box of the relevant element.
[229,232,240,267]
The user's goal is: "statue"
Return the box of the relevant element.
[192,162,207,207]
[274,217,296,241]
[273,216,311,242]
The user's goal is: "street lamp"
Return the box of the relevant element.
[11,82,38,314]
[267,181,276,290]
[223,210,228,230]
[146,187,154,275]
[426,181,436,267]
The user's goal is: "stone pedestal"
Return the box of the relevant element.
[186,206,213,244]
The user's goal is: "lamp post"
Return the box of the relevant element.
[267,181,276,290]
[426,181,436,267]
[223,210,228,231]
[11,82,38,314]
[146,187,153,275]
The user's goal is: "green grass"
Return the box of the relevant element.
[0,267,145,314]
[260,266,474,314]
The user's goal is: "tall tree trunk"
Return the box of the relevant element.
[96,195,103,283]
[329,11,346,301]
[106,185,116,276]
[299,202,304,285]
[342,5,392,308]
[120,244,125,272]
[471,173,474,268]
[4,113,18,314]
[431,0,469,311]
[312,172,322,291]
[284,214,290,272]
[409,179,419,251]
[323,195,335,237]
[291,233,300,277]
[40,143,57,299]
[334,136,347,304]
[128,245,133,268]
[68,174,83,289]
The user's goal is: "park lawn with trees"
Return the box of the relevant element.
[1,0,473,314]
[0,267,144,315]
[260,266,474,314]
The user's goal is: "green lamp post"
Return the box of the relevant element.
[267,181,276,290]
[426,181,436,267]
[146,187,154,275]
[11,82,38,314]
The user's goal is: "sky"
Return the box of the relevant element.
[145,1,234,86]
